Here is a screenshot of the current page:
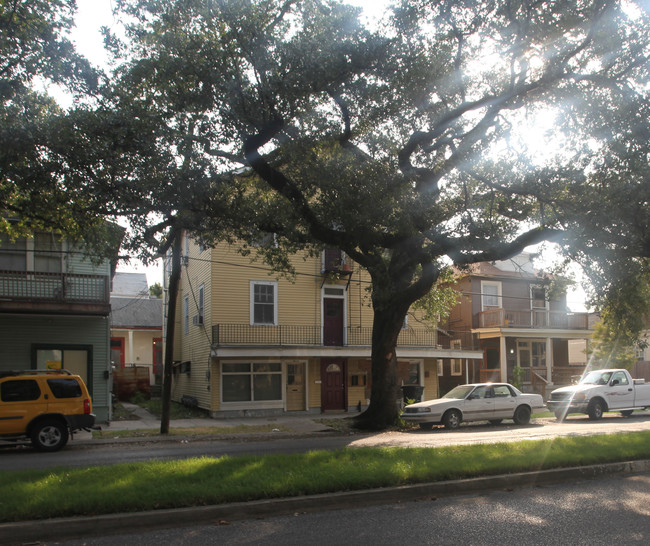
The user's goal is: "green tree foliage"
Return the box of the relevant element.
[5,0,650,429]
[0,0,103,243]
[590,264,650,353]
[412,269,461,326]
[590,320,638,370]
[94,0,650,428]
[149,282,163,298]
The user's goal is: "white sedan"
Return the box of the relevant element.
[401,383,545,430]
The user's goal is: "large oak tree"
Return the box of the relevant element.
[5,0,650,429]
[101,0,650,428]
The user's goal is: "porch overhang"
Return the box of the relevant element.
[211,345,483,360]
[472,327,593,340]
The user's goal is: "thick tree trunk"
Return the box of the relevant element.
[160,232,181,434]
[353,255,439,431]
[354,304,409,430]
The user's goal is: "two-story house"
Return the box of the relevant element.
[164,234,482,417]
[444,255,596,396]
[110,272,163,385]
[0,230,117,422]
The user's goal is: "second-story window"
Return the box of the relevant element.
[250,281,277,325]
[323,248,343,271]
[531,286,547,309]
[0,232,61,272]
[481,281,502,310]
[198,284,204,324]
[0,233,26,271]
[34,232,61,273]
[184,295,189,334]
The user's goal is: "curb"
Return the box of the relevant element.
[73,429,345,447]
[2,459,649,544]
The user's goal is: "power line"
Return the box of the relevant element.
[179,254,571,305]
[0,245,577,305]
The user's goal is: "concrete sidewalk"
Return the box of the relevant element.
[80,402,352,440]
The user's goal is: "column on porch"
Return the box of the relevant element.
[128,330,135,364]
[546,336,553,384]
[500,336,507,382]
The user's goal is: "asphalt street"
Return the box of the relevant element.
[2,412,650,544]
[2,411,650,471]
[51,470,650,545]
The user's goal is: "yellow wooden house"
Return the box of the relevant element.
[164,234,482,417]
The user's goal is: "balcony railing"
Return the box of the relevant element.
[0,270,110,312]
[212,324,478,350]
[478,308,592,330]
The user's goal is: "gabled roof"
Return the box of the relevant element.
[464,262,541,280]
[456,254,545,281]
[111,272,149,297]
[110,296,162,329]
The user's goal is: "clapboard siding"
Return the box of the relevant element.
[167,237,441,415]
[171,238,214,410]
[66,243,112,276]
[204,243,381,329]
[0,315,111,421]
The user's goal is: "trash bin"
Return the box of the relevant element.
[401,385,424,404]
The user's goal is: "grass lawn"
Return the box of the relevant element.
[126,396,209,420]
[1,431,650,523]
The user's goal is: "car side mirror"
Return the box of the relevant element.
[611,379,619,386]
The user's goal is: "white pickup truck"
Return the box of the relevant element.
[547,368,650,421]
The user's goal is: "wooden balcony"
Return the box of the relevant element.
[212,324,478,350]
[478,308,593,330]
[0,270,111,315]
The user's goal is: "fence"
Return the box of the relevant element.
[478,308,592,330]
[0,270,109,303]
[212,324,477,350]
[112,366,151,401]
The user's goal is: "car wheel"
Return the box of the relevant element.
[513,405,531,425]
[621,410,634,417]
[442,409,462,430]
[587,399,605,420]
[31,420,69,452]
[418,423,433,430]
[488,419,503,425]
[554,410,566,421]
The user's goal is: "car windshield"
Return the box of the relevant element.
[580,371,612,385]
[441,385,475,399]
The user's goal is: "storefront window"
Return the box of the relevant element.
[222,362,282,403]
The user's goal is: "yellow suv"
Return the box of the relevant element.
[0,370,95,452]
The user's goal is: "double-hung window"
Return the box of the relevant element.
[198,284,205,324]
[184,296,189,334]
[481,281,502,310]
[0,233,27,271]
[34,232,61,273]
[0,232,61,272]
[250,281,277,325]
[531,286,547,309]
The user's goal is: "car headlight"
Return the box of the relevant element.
[414,407,431,413]
[572,393,586,402]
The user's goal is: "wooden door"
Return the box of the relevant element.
[323,298,344,346]
[321,359,346,411]
[286,363,306,411]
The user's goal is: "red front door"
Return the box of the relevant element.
[321,359,347,411]
[323,298,344,346]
